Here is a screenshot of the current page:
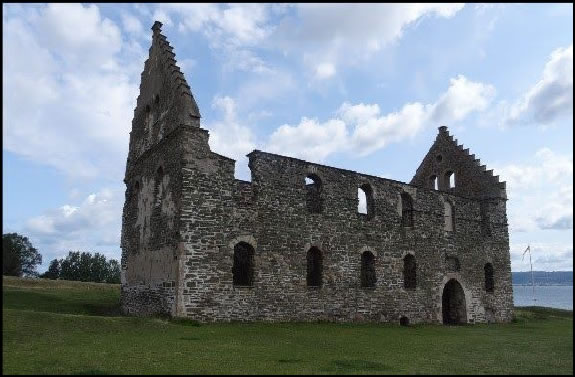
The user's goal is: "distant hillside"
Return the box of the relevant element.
[512,271,573,285]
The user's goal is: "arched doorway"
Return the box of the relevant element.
[442,279,467,325]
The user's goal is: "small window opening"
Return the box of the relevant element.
[306,174,323,213]
[358,188,367,214]
[360,250,376,288]
[145,104,151,114]
[358,184,375,219]
[445,171,455,189]
[307,247,323,287]
[484,263,494,293]
[430,175,438,190]
[155,94,160,105]
[401,192,414,227]
[233,242,255,286]
[403,254,417,289]
[436,155,443,163]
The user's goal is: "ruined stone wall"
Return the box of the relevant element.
[177,150,513,324]
[121,22,513,324]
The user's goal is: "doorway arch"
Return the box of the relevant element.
[442,279,467,325]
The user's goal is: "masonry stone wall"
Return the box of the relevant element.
[120,21,514,324]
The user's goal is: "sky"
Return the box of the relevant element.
[3,3,573,273]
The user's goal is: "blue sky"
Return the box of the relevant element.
[3,3,573,273]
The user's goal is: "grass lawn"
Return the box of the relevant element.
[2,276,573,375]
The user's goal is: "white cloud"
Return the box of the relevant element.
[510,242,573,272]
[205,96,257,180]
[157,3,274,73]
[346,102,429,156]
[431,74,496,124]
[315,62,336,80]
[274,4,464,77]
[159,3,271,47]
[266,74,493,161]
[3,4,143,179]
[501,44,573,126]
[266,117,348,163]
[25,187,123,268]
[37,4,123,69]
[495,148,573,232]
[156,4,465,76]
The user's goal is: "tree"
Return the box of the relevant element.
[2,233,42,277]
[90,252,108,283]
[60,251,81,281]
[41,259,61,280]
[106,259,121,284]
[56,251,120,284]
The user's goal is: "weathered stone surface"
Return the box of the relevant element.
[120,22,514,325]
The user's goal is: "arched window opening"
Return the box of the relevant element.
[155,166,164,208]
[401,192,414,227]
[444,201,454,232]
[360,250,376,288]
[155,94,160,105]
[400,316,410,326]
[233,242,254,286]
[305,174,323,213]
[403,254,417,289]
[480,202,491,237]
[445,171,455,189]
[358,184,375,219]
[306,247,323,287]
[430,175,438,190]
[484,263,494,293]
[145,104,151,114]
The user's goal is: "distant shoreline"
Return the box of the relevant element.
[512,271,572,286]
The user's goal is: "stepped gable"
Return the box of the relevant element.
[143,21,200,120]
[128,21,201,163]
[410,126,506,200]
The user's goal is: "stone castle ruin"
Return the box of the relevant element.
[120,22,514,324]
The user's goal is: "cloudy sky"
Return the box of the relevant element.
[3,3,573,273]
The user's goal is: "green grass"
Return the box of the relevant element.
[3,276,573,375]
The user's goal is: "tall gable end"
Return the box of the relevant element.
[410,126,506,200]
[129,21,201,161]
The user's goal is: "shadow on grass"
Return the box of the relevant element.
[330,359,390,373]
[3,290,120,317]
[168,317,202,327]
[75,369,110,375]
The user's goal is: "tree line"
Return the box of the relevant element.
[3,232,120,284]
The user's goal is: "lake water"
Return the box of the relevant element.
[513,285,573,310]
